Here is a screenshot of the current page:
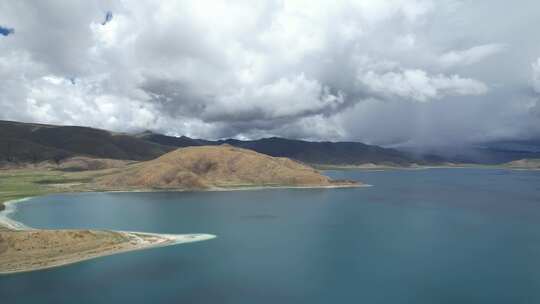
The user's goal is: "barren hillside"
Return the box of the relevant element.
[98,145,358,190]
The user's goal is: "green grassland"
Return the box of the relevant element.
[0,168,111,210]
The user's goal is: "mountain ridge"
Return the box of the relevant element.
[139,132,419,166]
[0,120,419,166]
[10,119,537,166]
[0,120,174,163]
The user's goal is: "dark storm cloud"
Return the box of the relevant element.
[141,74,348,125]
[141,78,209,118]
[0,0,540,147]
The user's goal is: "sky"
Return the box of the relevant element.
[1,0,539,149]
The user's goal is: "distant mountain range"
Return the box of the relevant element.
[2,120,539,166]
[137,131,417,166]
[0,120,417,166]
[470,139,540,164]
[403,139,540,165]
[0,120,173,163]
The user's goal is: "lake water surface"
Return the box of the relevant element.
[2,169,540,303]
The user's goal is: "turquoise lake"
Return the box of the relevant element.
[1,168,540,303]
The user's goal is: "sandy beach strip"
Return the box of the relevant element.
[0,198,33,231]
[0,198,215,275]
[0,230,215,275]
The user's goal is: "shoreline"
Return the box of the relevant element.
[0,182,365,215]
[0,197,215,275]
[0,181,363,274]
[101,183,366,194]
[0,230,216,275]
[0,180,364,212]
[0,181,366,231]
[317,164,540,171]
[0,198,33,231]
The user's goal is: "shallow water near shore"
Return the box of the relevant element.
[2,168,540,304]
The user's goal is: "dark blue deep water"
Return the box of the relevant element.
[2,169,540,303]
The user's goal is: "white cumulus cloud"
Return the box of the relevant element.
[0,0,539,145]
[358,68,488,102]
[439,44,506,68]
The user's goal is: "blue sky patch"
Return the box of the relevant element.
[102,11,113,25]
[0,26,14,36]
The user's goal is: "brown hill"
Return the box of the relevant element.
[97,145,358,190]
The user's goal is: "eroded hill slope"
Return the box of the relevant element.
[98,145,358,190]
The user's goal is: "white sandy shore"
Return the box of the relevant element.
[0,197,216,274]
[122,231,216,247]
[101,182,365,193]
[66,183,366,200]
[0,231,216,275]
[0,198,33,230]
[209,183,367,191]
